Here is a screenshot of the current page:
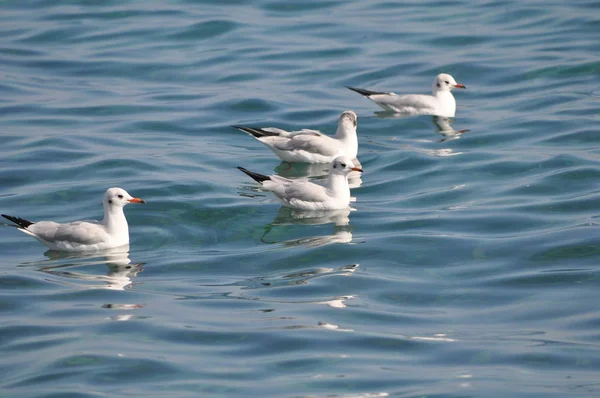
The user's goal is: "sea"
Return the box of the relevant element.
[1,1,599,397]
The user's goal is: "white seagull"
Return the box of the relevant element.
[238,156,362,210]
[232,110,358,163]
[2,187,145,252]
[347,73,466,117]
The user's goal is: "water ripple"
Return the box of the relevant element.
[1,0,600,397]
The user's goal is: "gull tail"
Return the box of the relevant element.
[346,86,387,97]
[2,214,34,229]
[232,125,280,139]
[237,167,271,184]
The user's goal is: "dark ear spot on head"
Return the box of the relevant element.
[437,83,440,88]
[333,164,337,168]
[108,199,113,204]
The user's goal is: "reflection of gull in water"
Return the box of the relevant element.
[317,322,354,332]
[282,264,359,282]
[406,145,462,157]
[227,263,358,317]
[337,263,359,276]
[370,113,468,143]
[245,264,359,289]
[432,116,469,142]
[103,304,143,310]
[304,391,388,398]
[276,229,353,248]
[261,208,359,248]
[411,333,456,342]
[39,246,143,291]
[316,295,355,308]
[272,207,352,227]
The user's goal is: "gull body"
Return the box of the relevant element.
[347,73,466,117]
[238,156,362,210]
[2,187,145,252]
[233,111,358,163]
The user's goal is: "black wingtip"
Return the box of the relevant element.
[2,214,34,229]
[237,167,271,184]
[346,86,387,97]
[232,125,280,139]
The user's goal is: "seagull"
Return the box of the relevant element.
[232,110,358,163]
[347,73,466,117]
[238,156,362,210]
[2,187,145,252]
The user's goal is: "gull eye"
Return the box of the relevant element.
[341,163,346,167]
[117,194,124,199]
[444,81,449,84]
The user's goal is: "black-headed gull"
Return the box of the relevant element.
[238,156,362,210]
[347,73,466,117]
[2,187,145,252]
[232,111,358,163]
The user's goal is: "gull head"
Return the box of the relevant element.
[330,156,363,175]
[433,73,466,93]
[104,187,145,209]
[338,110,358,129]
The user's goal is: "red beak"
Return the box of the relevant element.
[352,167,363,172]
[128,198,145,204]
[454,83,466,89]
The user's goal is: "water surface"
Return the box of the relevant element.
[1,0,599,397]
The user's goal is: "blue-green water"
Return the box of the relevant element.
[1,0,599,397]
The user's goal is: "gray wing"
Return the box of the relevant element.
[373,93,437,111]
[274,134,341,156]
[269,174,296,184]
[29,220,108,245]
[288,129,325,137]
[281,181,331,203]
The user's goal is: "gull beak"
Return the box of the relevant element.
[128,198,146,204]
[454,83,466,89]
[351,167,363,173]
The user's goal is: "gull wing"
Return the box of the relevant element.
[28,220,108,246]
[267,180,331,205]
[371,93,436,112]
[273,133,341,156]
